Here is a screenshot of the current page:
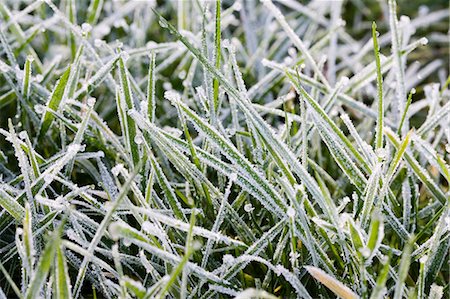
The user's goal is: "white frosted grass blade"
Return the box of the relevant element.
[411,134,447,176]
[62,241,118,277]
[199,220,286,298]
[401,180,412,229]
[113,235,228,286]
[423,209,450,288]
[232,255,312,299]
[97,158,119,201]
[72,161,142,298]
[324,3,342,83]
[117,55,140,166]
[163,95,286,218]
[21,55,32,101]
[131,206,245,247]
[346,38,427,94]
[25,224,64,299]
[392,239,413,299]
[0,188,25,221]
[64,103,95,177]
[388,0,407,128]
[288,77,370,174]
[305,266,359,299]
[417,100,450,136]
[73,54,120,99]
[1,1,449,298]
[359,163,382,228]
[321,75,349,113]
[201,177,234,268]
[152,12,365,230]
[148,153,186,221]
[8,121,33,203]
[341,113,376,165]
[313,113,367,192]
[300,93,308,167]
[147,50,156,123]
[429,284,444,299]
[385,128,447,204]
[0,28,17,67]
[22,203,35,280]
[262,0,330,89]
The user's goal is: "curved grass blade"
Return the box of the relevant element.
[305,266,359,299]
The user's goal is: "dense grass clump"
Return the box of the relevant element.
[0,0,449,298]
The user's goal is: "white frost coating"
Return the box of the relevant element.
[94,39,103,47]
[229,173,237,182]
[375,148,388,161]
[222,254,235,266]
[81,23,92,34]
[134,134,143,145]
[18,131,27,140]
[445,217,450,231]
[233,1,242,11]
[35,74,43,83]
[121,51,130,62]
[87,97,96,107]
[122,238,132,247]
[233,254,311,298]
[339,76,350,86]
[162,82,172,90]
[288,47,297,57]
[360,247,371,258]
[419,255,428,264]
[286,207,296,218]
[262,0,330,89]
[222,39,230,49]
[289,251,300,265]
[141,221,165,240]
[132,206,246,247]
[244,203,254,213]
[429,284,444,299]
[34,104,45,114]
[141,221,155,233]
[139,250,154,274]
[111,164,124,177]
[108,222,121,241]
[162,126,183,137]
[342,197,350,205]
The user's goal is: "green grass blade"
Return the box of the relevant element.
[25,222,65,299]
[372,22,384,150]
[117,55,139,166]
[55,245,72,299]
[38,66,71,139]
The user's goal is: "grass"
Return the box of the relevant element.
[0,0,449,298]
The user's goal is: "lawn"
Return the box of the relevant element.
[0,0,449,298]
